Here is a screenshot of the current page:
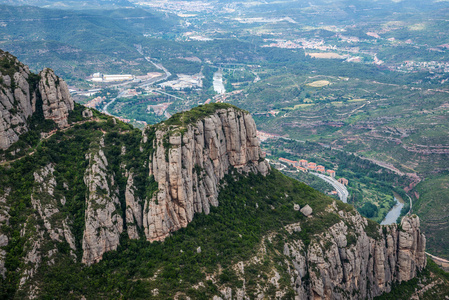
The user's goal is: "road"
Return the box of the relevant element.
[426,252,449,264]
[144,57,171,83]
[101,58,174,115]
[310,172,349,203]
[102,90,126,115]
[406,193,413,214]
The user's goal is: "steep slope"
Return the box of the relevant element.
[412,174,449,259]
[144,106,269,242]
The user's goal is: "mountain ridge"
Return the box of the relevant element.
[0,50,74,150]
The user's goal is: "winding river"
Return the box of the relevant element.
[380,192,405,225]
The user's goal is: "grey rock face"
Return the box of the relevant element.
[0,53,33,149]
[0,190,10,278]
[125,172,142,240]
[0,51,74,150]
[144,107,270,241]
[38,68,74,128]
[82,142,123,265]
[283,211,426,299]
[32,164,76,250]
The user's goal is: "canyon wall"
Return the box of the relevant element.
[0,50,73,150]
[144,107,270,242]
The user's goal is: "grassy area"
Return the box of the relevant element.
[162,103,247,127]
[413,173,449,259]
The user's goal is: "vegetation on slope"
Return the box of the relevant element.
[0,114,354,300]
[162,103,247,127]
[262,139,411,223]
[413,173,449,259]
[0,103,446,299]
[32,170,354,299]
[0,107,158,298]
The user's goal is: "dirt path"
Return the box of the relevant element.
[0,118,98,166]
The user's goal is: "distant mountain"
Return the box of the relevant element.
[0,0,135,9]
[0,5,177,81]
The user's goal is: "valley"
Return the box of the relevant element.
[0,0,449,298]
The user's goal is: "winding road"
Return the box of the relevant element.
[310,172,349,203]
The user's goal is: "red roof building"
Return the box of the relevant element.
[327,170,336,178]
[317,165,325,173]
[338,178,349,186]
[279,157,299,167]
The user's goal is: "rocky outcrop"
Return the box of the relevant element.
[38,68,74,128]
[17,164,78,290]
[0,189,10,279]
[282,211,426,299]
[212,210,426,300]
[125,171,142,240]
[0,50,74,150]
[32,164,76,251]
[82,140,123,265]
[0,52,34,149]
[144,107,270,241]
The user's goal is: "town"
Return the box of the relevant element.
[273,156,349,203]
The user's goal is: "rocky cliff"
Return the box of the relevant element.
[208,211,426,300]
[82,139,123,265]
[38,68,74,128]
[144,107,270,242]
[282,208,426,299]
[0,50,73,150]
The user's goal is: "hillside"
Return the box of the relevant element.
[0,52,446,299]
[0,5,176,82]
[412,174,449,259]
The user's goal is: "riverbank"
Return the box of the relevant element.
[380,192,405,225]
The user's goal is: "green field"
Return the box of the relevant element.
[413,174,449,259]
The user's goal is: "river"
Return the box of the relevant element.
[380,192,405,225]
[213,70,226,94]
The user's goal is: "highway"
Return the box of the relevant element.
[310,172,349,203]
[101,58,175,115]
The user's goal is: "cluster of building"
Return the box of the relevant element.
[278,157,349,186]
[117,117,131,123]
[184,32,214,42]
[84,96,106,109]
[138,1,213,13]
[159,74,203,90]
[279,158,336,176]
[89,73,134,83]
[394,60,449,73]
[234,17,296,24]
[121,88,143,98]
[262,38,332,51]
[256,130,281,142]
